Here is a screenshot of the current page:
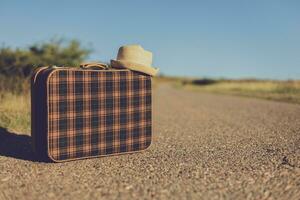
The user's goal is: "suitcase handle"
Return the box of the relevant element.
[80,62,108,70]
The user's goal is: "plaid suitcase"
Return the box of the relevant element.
[31,66,152,162]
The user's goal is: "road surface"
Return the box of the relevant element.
[1,83,300,199]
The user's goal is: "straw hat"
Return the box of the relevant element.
[111,45,159,76]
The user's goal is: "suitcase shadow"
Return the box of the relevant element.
[0,127,36,161]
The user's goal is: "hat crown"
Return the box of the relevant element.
[116,45,152,67]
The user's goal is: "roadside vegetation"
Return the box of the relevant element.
[154,76,300,104]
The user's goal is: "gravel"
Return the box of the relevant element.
[0,84,300,200]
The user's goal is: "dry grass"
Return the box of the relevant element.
[152,76,193,89]
[0,92,30,133]
[181,79,300,104]
[147,76,300,104]
[0,76,31,133]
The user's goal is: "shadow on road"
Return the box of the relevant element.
[0,127,35,161]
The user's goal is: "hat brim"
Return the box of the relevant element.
[111,60,159,76]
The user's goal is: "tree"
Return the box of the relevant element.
[0,39,91,77]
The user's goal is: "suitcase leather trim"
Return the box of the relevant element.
[31,66,49,154]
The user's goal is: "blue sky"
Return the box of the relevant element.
[1,0,299,79]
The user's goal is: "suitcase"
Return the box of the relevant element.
[31,64,152,162]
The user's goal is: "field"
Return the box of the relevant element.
[155,77,300,104]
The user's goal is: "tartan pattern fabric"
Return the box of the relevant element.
[47,69,152,161]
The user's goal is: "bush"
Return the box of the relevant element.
[182,78,217,86]
[0,39,91,78]
[0,39,91,94]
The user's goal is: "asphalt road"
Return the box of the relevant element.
[1,84,300,200]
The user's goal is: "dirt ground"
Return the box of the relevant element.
[1,84,299,200]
